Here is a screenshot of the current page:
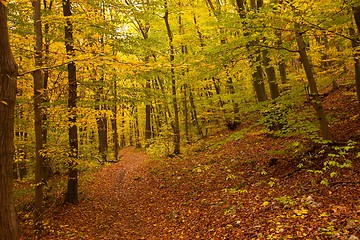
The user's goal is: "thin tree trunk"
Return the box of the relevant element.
[350,27,360,107]
[42,1,52,178]
[63,0,78,204]
[42,0,53,181]
[164,1,180,155]
[134,106,141,148]
[295,23,332,140]
[178,6,190,142]
[0,3,19,239]
[120,104,126,148]
[112,79,119,160]
[95,79,108,162]
[32,0,45,230]
[182,84,190,142]
[145,77,152,142]
[189,87,203,138]
[276,31,288,84]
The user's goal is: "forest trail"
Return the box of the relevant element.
[19,86,360,239]
[40,146,161,239]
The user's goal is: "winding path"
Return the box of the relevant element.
[43,146,160,239]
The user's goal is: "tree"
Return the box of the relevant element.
[164,0,181,155]
[235,0,268,102]
[63,0,79,204]
[294,22,332,140]
[32,0,46,230]
[351,3,360,106]
[0,1,19,239]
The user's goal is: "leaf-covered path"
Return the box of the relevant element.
[40,147,160,239]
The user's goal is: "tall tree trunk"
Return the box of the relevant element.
[164,1,180,155]
[276,31,288,84]
[112,79,119,161]
[63,0,78,204]
[353,5,360,34]
[252,54,268,102]
[120,105,126,148]
[95,78,108,162]
[134,106,141,148]
[0,3,19,239]
[350,27,360,107]
[182,84,190,142]
[32,0,45,230]
[178,6,190,142]
[42,0,53,181]
[351,3,360,106]
[235,0,267,102]
[145,78,152,142]
[262,50,280,99]
[295,23,332,140]
[189,87,203,138]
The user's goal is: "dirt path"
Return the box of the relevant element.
[40,146,157,240]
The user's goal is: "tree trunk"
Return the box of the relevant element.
[182,84,190,142]
[145,78,152,142]
[134,106,141,148]
[32,0,45,230]
[351,2,360,107]
[295,23,332,140]
[95,78,108,162]
[112,80,119,161]
[189,87,203,138]
[350,27,360,107]
[353,5,360,34]
[252,53,268,102]
[120,105,126,148]
[63,0,78,204]
[164,1,180,155]
[235,0,267,102]
[262,50,280,99]
[276,31,288,84]
[0,3,19,239]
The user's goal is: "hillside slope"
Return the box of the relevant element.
[20,84,360,239]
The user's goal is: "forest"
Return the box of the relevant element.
[1,0,360,239]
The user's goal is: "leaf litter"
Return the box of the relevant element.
[19,85,360,239]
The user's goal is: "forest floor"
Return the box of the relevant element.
[19,84,360,239]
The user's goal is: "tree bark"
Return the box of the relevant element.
[0,2,19,239]
[350,27,360,107]
[262,50,280,99]
[111,79,119,160]
[295,23,332,140]
[95,77,108,162]
[42,0,53,181]
[275,31,288,84]
[63,0,78,204]
[353,5,360,34]
[164,0,181,155]
[235,0,267,102]
[32,0,45,230]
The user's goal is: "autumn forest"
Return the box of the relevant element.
[1,0,360,239]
